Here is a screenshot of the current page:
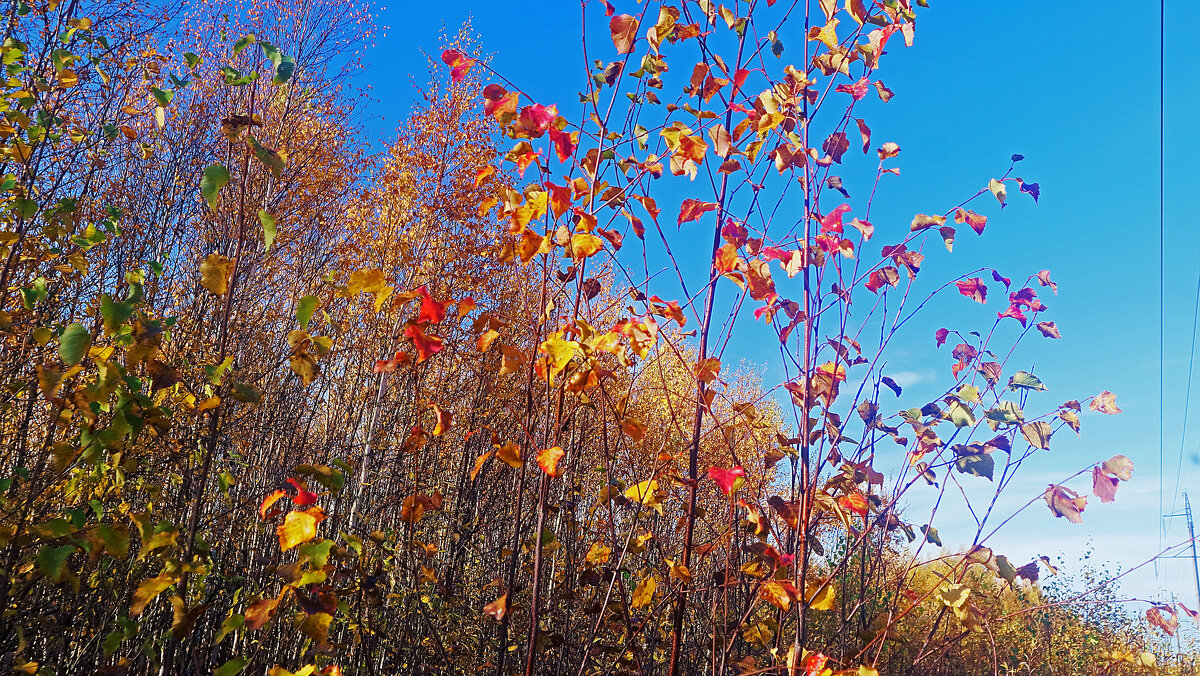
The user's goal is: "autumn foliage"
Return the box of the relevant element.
[0,1,1190,675]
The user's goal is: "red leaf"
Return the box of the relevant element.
[405,324,444,362]
[835,76,871,100]
[514,103,558,139]
[854,117,871,154]
[708,466,746,495]
[440,49,474,82]
[286,478,320,507]
[935,328,949,347]
[1148,606,1180,636]
[417,286,446,324]
[866,266,899,293]
[1037,269,1058,294]
[1010,287,1046,311]
[954,207,987,235]
[482,84,518,121]
[1043,484,1086,524]
[991,270,1011,289]
[1179,602,1200,624]
[819,203,851,234]
[802,653,829,676]
[548,127,576,162]
[955,278,987,303]
[997,303,1028,327]
[678,199,718,226]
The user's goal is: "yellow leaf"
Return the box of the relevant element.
[630,575,657,608]
[936,583,970,609]
[277,506,325,551]
[624,479,658,504]
[348,268,386,296]
[570,233,604,259]
[199,254,235,295]
[130,573,176,615]
[759,580,799,611]
[538,333,578,378]
[806,579,837,610]
[807,18,840,50]
[845,0,867,25]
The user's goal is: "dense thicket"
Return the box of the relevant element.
[0,1,1192,675]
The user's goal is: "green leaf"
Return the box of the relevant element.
[920,524,942,547]
[102,630,124,656]
[200,164,230,210]
[13,196,37,219]
[259,41,296,85]
[232,33,256,55]
[1008,370,1046,392]
[100,294,133,334]
[942,399,976,428]
[984,401,1024,428]
[184,52,202,69]
[247,136,285,178]
[148,86,173,107]
[995,555,1017,584]
[59,322,90,366]
[220,65,257,86]
[215,656,248,676]
[297,538,333,569]
[37,544,73,581]
[296,295,318,331]
[204,355,234,386]
[954,447,994,480]
[214,614,244,644]
[20,276,47,309]
[230,383,262,404]
[95,524,129,558]
[258,210,277,250]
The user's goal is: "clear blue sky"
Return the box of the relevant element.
[357,1,1198,613]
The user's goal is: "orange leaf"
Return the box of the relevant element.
[678,199,718,226]
[838,492,869,517]
[483,592,508,621]
[431,404,452,436]
[259,489,287,520]
[245,594,282,630]
[537,446,565,478]
[609,14,639,54]
[471,451,493,480]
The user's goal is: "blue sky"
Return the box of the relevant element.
[358,1,1198,615]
